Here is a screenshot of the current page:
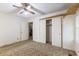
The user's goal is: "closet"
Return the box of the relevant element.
[46,20,52,44]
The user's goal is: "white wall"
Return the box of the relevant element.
[0,13,28,47]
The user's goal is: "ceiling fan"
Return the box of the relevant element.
[12,3,45,14]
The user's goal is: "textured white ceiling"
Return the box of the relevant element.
[0,3,72,18]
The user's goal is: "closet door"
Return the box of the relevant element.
[76,13,79,55]
[52,17,61,47]
[39,20,46,43]
[63,15,75,50]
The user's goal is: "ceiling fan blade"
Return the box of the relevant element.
[19,11,24,14]
[12,5,23,14]
[31,6,45,14]
[12,5,22,8]
[27,10,35,14]
[24,8,35,14]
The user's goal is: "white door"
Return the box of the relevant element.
[39,20,46,43]
[63,15,75,50]
[21,22,29,40]
[52,17,61,47]
[76,12,79,55]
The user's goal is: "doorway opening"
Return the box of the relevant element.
[29,22,33,40]
[46,19,52,44]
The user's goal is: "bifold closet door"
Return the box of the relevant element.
[63,15,75,50]
[33,19,46,43]
[52,17,61,47]
[39,20,46,43]
[76,10,79,55]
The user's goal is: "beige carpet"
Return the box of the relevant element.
[0,40,76,56]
